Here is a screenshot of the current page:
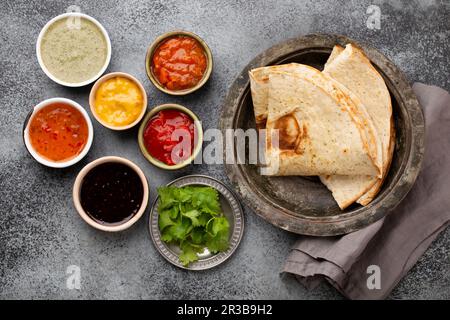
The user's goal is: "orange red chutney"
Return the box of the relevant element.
[29,102,88,162]
[152,36,207,91]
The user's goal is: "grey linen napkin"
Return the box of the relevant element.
[282,83,450,299]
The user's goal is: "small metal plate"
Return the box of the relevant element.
[148,175,244,270]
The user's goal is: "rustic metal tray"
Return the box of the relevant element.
[219,34,425,236]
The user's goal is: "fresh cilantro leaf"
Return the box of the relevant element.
[166,206,179,219]
[197,212,212,227]
[211,216,230,236]
[206,217,230,253]
[158,186,193,210]
[190,187,221,215]
[179,241,201,266]
[190,227,205,244]
[164,217,193,241]
[175,187,192,203]
[161,229,174,242]
[182,209,201,227]
[157,187,178,210]
[206,230,229,253]
[180,201,195,213]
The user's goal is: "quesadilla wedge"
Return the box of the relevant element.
[263,68,382,177]
[320,44,394,208]
[249,63,300,129]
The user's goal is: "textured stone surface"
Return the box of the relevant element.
[0,0,448,299]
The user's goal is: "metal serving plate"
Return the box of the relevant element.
[148,175,244,270]
[219,34,425,236]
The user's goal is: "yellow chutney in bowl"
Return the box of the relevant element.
[89,72,147,130]
[37,13,111,87]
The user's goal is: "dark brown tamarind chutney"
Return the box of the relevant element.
[80,162,144,225]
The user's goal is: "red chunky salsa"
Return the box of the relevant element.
[152,35,207,91]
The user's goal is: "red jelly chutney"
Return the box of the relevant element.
[143,109,195,165]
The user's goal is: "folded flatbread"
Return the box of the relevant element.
[261,66,382,176]
[249,46,393,208]
[249,63,300,129]
[319,44,394,208]
[324,44,344,69]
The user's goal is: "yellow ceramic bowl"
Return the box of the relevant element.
[89,72,147,130]
[138,104,203,170]
[145,30,213,96]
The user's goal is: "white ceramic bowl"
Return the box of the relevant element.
[73,156,149,232]
[36,12,112,87]
[23,97,94,168]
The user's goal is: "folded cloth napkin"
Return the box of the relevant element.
[282,83,450,299]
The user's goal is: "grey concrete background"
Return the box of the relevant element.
[1,0,449,299]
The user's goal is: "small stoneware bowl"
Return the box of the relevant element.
[145,30,213,95]
[89,72,148,130]
[138,104,203,170]
[23,97,94,168]
[36,12,111,87]
[73,156,149,232]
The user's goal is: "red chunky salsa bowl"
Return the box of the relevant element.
[145,30,213,96]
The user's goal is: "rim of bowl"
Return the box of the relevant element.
[72,156,149,232]
[23,97,94,168]
[145,30,213,96]
[89,72,148,130]
[138,104,203,170]
[36,12,112,87]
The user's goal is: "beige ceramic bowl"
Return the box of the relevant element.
[73,156,149,232]
[138,104,203,170]
[145,30,213,95]
[89,72,147,130]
